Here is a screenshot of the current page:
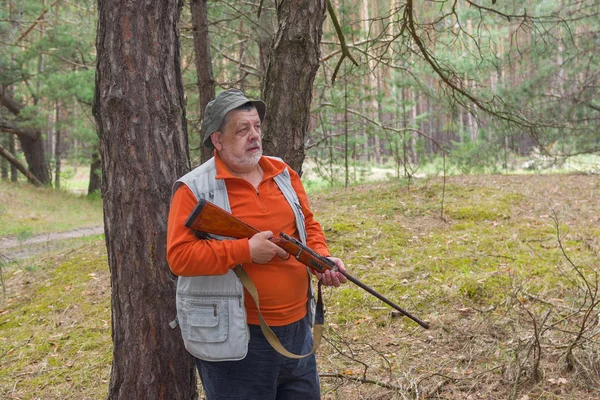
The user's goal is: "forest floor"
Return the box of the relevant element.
[311,173,600,399]
[1,173,599,399]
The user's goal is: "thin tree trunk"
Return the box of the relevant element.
[261,0,327,174]
[9,134,16,181]
[190,0,215,163]
[344,77,349,187]
[6,0,22,182]
[54,101,62,189]
[3,10,49,179]
[1,135,9,180]
[402,87,409,177]
[93,0,195,398]
[410,89,418,164]
[87,148,101,196]
[361,0,376,164]
[238,19,248,92]
[375,69,384,164]
[257,11,273,76]
[39,0,50,160]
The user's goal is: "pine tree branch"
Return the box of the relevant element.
[13,0,58,45]
[0,120,39,140]
[326,0,359,84]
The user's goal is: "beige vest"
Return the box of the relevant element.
[171,157,315,361]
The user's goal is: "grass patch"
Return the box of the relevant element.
[0,241,111,399]
[0,181,103,237]
[311,174,600,399]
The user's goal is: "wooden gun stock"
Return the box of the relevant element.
[185,198,260,238]
[185,199,430,329]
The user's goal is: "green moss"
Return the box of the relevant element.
[0,241,111,399]
[444,188,521,222]
[447,205,503,221]
[452,221,477,231]
[459,273,511,302]
[332,221,359,233]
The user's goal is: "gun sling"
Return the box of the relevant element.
[233,265,324,359]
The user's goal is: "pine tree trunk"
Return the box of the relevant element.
[0,88,51,185]
[54,101,62,190]
[93,0,195,398]
[261,0,327,174]
[190,0,215,163]
[9,134,16,182]
[238,19,248,92]
[0,135,6,180]
[17,134,51,184]
[0,143,43,186]
[87,148,101,196]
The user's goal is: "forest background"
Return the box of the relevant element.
[1,0,600,399]
[1,0,599,190]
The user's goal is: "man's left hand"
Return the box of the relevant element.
[317,257,348,287]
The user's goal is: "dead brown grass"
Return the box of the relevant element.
[311,174,600,399]
[1,173,599,399]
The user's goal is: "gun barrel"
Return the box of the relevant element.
[341,272,430,329]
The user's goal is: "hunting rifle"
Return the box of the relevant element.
[185,199,430,329]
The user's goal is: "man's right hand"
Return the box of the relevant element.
[249,231,288,263]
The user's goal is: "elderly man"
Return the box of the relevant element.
[167,89,346,399]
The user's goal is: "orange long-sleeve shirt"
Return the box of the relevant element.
[167,153,330,326]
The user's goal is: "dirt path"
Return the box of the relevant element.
[0,226,104,260]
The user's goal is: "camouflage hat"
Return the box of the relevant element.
[201,89,266,148]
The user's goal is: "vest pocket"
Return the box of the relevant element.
[178,296,230,343]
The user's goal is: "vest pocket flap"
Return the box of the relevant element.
[188,306,219,328]
[177,297,230,344]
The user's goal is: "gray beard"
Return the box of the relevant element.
[220,147,263,169]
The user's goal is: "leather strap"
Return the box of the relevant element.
[233,265,324,359]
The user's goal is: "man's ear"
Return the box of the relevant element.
[211,132,223,151]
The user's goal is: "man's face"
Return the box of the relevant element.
[211,108,263,171]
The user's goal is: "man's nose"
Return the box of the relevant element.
[248,126,260,140]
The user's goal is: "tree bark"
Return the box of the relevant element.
[9,133,16,181]
[18,133,51,185]
[261,0,327,175]
[92,0,195,398]
[0,134,7,180]
[189,0,215,163]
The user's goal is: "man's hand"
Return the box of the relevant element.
[249,231,288,264]
[316,257,348,287]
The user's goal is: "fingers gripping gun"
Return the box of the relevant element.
[184,199,430,329]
